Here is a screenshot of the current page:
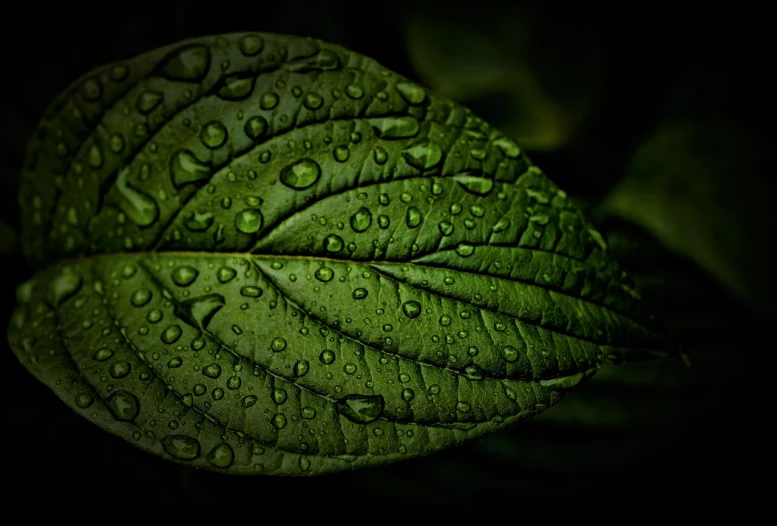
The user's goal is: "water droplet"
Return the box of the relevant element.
[406,207,422,228]
[301,406,316,419]
[368,116,420,139]
[75,393,94,408]
[168,357,183,368]
[212,388,224,400]
[172,266,198,286]
[49,267,82,306]
[401,388,415,402]
[160,325,182,344]
[243,395,258,408]
[81,76,102,100]
[314,267,334,282]
[396,82,427,104]
[502,346,519,362]
[453,172,494,196]
[260,92,279,110]
[455,244,475,257]
[438,221,454,236]
[270,337,287,352]
[303,92,324,110]
[333,145,350,162]
[294,360,310,377]
[319,349,336,364]
[159,45,210,81]
[162,434,201,460]
[491,218,510,232]
[184,211,214,232]
[271,388,287,405]
[494,137,521,158]
[350,207,372,232]
[240,286,262,298]
[201,121,228,149]
[280,158,321,189]
[343,363,356,374]
[175,293,225,330]
[107,391,139,421]
[323,234,344,253]
[170,150,210,189]
[470,205,485,218]
[137,90,163,114]
[402,300,422,318]
[428,385,441,395]
[203,363,221,378]
[287,49,341,72]
[218,75,256,100]
[271,413,287,429]
[217,267,236,283]
[402,141,442,170]
[206,443,234,468]
[352,288,368,300]
[109,360,131,379]
[244,116,268,140]
[235,208,263,234]
[530,214,550,226]
[526,187,550,204]
[463,364,483,381]
[88,144,103,168]
[373,147,388,165]
[93,348,113,361]
[337,394,384,424]
[239,34,264,56]
[456,401,471,413]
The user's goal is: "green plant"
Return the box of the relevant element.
[7,32,663,475]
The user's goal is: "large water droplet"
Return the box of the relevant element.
[109,360,132,379]
[217,267,236,283]
[350,207,372,232]
[314,267,334,282]
[201,121,228,149]
[337,394,384,424]
[323,234,344,253]
[402,300,422,318]
[158,45,210,81]
[280,158,321,190]
[402,141,442,170]
[352,288,368,300]
[203,363,222,379]
[502,346,519,362]
[162,434,201,460]
[217,74,256,100]
[319,349,336,364]
[463,364,484,381]
[161,325,183,344]
[107,391,139,421]
[206,443,234,469]
[184,211,214,232]
[239,34,264,56]
[286,49,341,72]
[396,82,427,104]
[137,90,163,114]
[453,172,494,196]
[368,117,420,139]
[494,137,521,158]
[235,208,263,234]
[175,293,225,330]
[244,116,268,141]
[170,150,211,189]
[115,167,159,226]
[49,267,82,306]
[171,265,198,286]
[406,207,422,228]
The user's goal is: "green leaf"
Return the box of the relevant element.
[8,32,662,475]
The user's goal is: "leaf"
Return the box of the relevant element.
[7,32,662,475]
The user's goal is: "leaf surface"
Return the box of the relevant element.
[8,32,661,474]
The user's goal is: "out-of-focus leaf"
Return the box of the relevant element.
[402,5,600,152]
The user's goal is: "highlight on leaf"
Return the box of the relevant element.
[8,32,663,475]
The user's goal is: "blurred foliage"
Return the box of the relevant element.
[602,42,776,316]
[402,4,600,152]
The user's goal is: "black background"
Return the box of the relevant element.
[1,0,771,519]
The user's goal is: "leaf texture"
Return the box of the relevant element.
[8,32,661,475]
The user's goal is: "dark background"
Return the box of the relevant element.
[1,0,773,518]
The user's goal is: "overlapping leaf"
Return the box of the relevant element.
[8,32,661,474]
